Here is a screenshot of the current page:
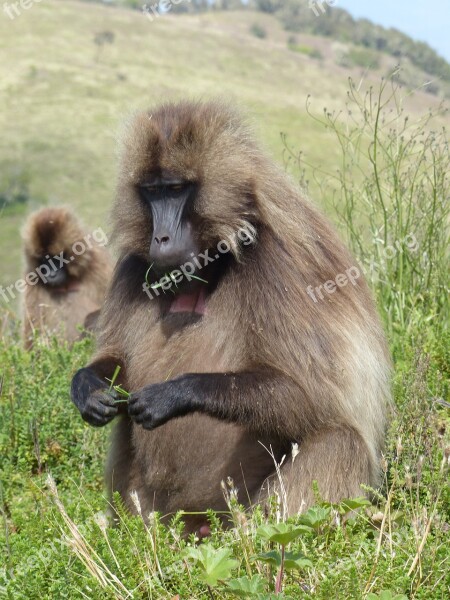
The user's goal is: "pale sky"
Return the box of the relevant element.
[337,0,450,61]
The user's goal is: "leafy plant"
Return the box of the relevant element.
[183,544,238,593]
[298,505,331,530]
[225,574,266,597]
[255,523,312,593]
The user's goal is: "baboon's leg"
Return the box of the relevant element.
[260,427,374,513]
[105,416,134,512]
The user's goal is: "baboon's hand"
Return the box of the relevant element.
[71,367,119,427]
[128,377,197,430]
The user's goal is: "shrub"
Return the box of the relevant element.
[0,164,32,211]
[338,47,380,70]
[288,43,323,60]
[254,0,283,13]
[250,23,267,39]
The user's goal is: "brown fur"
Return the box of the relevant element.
[22,207,112,348]
[87,101,392,528]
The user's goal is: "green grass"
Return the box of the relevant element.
[282,74,450,347]
[287,44,323,60]
[0,330,448,598]
[338,47,380,70]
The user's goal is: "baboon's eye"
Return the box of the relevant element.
[140,183,160,192]
[169,184,185,192]
[139,183,186,195]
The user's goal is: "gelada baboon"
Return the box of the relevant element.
[22,207,112,348]
[71,101,391,531]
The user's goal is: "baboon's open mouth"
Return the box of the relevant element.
[169,287,207,315]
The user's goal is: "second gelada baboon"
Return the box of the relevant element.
[22,207,112,348]
[71,101,391,532]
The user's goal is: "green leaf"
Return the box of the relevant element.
[107,364,121,391]
[298,506,331,529]
[225,574,266,597]
[254,549,282,568]
[183,544,238,587]
[256,522,312,545]
[283,552,313,570]
[254,550,312,571]
[338,497,372,512]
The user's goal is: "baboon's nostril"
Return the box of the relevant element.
[154,235,170,245]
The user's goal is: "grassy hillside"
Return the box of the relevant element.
[0,0,448,295]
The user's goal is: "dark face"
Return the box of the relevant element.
[39,257,69,288]
[137,173,234,314]
[138,175,200,274]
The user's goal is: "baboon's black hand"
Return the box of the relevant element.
[71,367,119,427]
[128,376,198,430]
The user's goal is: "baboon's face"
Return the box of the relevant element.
[24,209,91,289]
[117,106,260,248]
[135,170,229,306]
[137,172,200,275]
[39,257,69,288]
[115,105,262,305]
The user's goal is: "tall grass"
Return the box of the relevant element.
[284,70,450,347]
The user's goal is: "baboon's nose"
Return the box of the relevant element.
[154,235,170,245]
[149,231,189,270]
